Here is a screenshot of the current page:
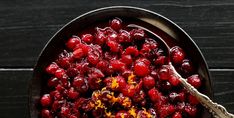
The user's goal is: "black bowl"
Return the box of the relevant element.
[29,6,213,118]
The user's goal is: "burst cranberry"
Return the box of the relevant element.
[118,30,131,43]
[187,74,202,88]
[169,75,180,86]
[172,112,182,118]
[134,62,149,77]
[130,28,145,40]
[158,66,170,80]
[81,34,93,44]
[181,59,194,75]
[40,94,51,107]
[46,63,59,74]
[41,109,52,118]
[95,28,106,45]
[66,67,78,77]
[178,92,186,102]
[154,56,167,66]
[73,48,84,59]
[73,76,88,93]
[54,68,66,79]
[159,105,175,118]
[170,46,185,64]
[107,40,120,52]
[143,76,155,89]
[148,88,161,102]
[110,60,125,71]
[66,37,81,50]
[47,77,59,87]
[110,18,122,31]
[121,54,133,65]
[121,85,136,97]
[60,106,70,117]
[87,48,101,65]
[169,92,179,102]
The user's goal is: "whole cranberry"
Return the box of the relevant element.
[172,112,182,118]
[158,66,170,80]
[184,104,197,117]
[95,28,106,45]
[110,60,126,71]
[40,94,51,107]
[47,77,59,88]
[87,48,101,65]
[154,56,167,66]
[115,110,130,118]
[134,62,149,77]
[169,75,180,86]
[66,67,78,78]
[107,40,120,52]
[54,68,66,79]
[170,46,185,65]
[148,88,161,102]
[110,18,122,31]
[125,46,139,57]
[132,90,145,103]
[187,74,202,88]
[96,60,109,72]
[81,34,93,44]
[180,59,194,75]
[143,76,155,89]
[68,87,79,99]
[46,62,59,75]
[159,105,175,118]
[73,48,84,59]
[41,109,52,118]
[160,81,172,91]
[188,94,199,105]
[66,37,81,50]
[121,55,133,65]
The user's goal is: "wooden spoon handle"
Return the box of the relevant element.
[169,63,234,118]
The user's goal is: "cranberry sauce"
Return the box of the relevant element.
[40,18,203,118]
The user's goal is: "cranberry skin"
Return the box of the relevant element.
[169,75,180,86]
[170,46,185,65]
[66,67,78,78]
[125,46,139,57]
[143,76,155,89]
[134,62,149,77]
[73,76,88,93]
[110,18,122,31]
[188,94,199,105]
[41,109,52,118]
[118,30,131,43]
[148,88,161,102]
[40,94,51,107]
[88,48,101,65]
[81,34,93,44]
[172,112,182,118]
[184,104,197,117]
[46,63,59,75]
[130,28,146,40]
[54,68,66,79]
[115,110,130,118]
[73,48,84,59]
[158,66,170,80]
[187,74,202,88]
[68,87,79,99]
[66,37,81,50]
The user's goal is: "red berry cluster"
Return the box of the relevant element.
[40,18,203,118]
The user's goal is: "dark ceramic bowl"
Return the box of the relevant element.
[29,6,213,118]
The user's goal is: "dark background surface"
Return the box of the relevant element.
[0,0,234,118]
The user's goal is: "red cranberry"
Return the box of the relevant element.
[154,56,167,66]
[148,88,161,102]
[115,110,130,118]
[107,40,120,52]
[125,46,139,57]
[178,92,186,102]
[134,62,149,77]
[170,46,185,65]
[121,55,133,65]
[180,59,194,75]
[187,74,202,88]
[73,76,88,93]
[47,77,59,88]
[66,37,81,50]
[121,85,136,97]
[188,94,199,105]
[41,109,52,118]
[132,90,145,103]
[60,106,70,117]
[73,48,84,59]
[172,112,182,118]
[66,67,78,78]
[95,28,106,45]
[54,68,66,79]
[169,75,180,86]
[40,94,51,107]
[110,60,125,71]
[118,30,131,43]
[81,34,93,44]
[46,63,59,75]
[159,105,175,118]
[158,66,170,80]
[143,76,155,89]
[87,47,101,65]
[110,18,122,31]
[68,87,79,99]
[169,92,179,102]
[160,81,172,91]
[130,28,145,40]
[184,104,197,117]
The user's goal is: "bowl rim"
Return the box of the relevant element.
[29,6,214,118]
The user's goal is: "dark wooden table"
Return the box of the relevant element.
[0,0,234,118]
